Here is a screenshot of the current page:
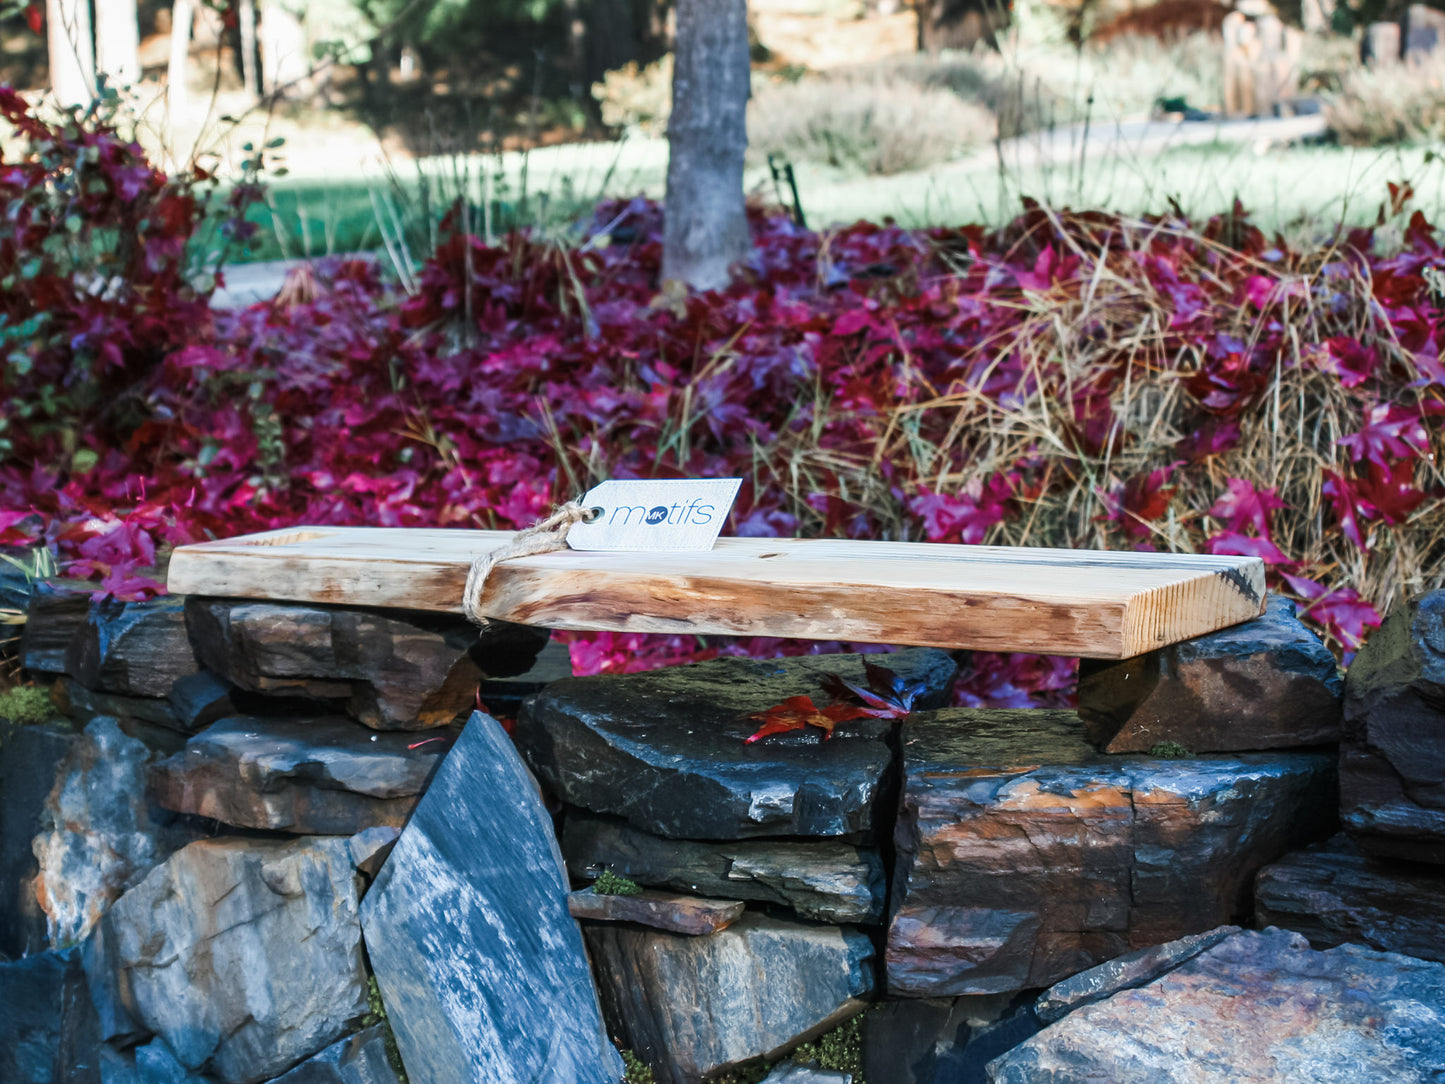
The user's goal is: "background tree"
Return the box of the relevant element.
[662,0,749,291]
[95,0,140,86]
[45,0,92,105]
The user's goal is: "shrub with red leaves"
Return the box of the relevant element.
[1,106,1443,693]
[0,89,231,457]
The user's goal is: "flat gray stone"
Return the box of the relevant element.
[19,582,91,675]
[517,649,957,840]
[1078,597,1342,753]
[361,712,621,1084]
[987,928,1445,1083]
[1035,926,1240,1023]
[587,912,874,1084]
[149,716,448,834]
[88,836,369,1084]
[1255,833,1445,963]
[562,811,885,923]
[887,709,1335,996]
[270,1025,404,1083]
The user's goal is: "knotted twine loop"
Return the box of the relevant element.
[463,501,596,625]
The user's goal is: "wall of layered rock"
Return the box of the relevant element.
[1,574,1443,1084]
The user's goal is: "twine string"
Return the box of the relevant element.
[463,501,595,625]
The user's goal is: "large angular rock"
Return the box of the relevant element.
[518,649,957,840]
[0,947,101,1084]
[270,1026,404,1084]
[0,719,75,958]
[1078,597,1341,753]
[562,811,886,923]
[33,717,201,946]
[166,671,237,733]
[586,912,874,1084]
[361,712,621,1084]
[886,709,1335,996]
[1255,834,1445,963]
[987,928,1445,1083]
[149,716,447,834]
[20,582,91,675]
[186,598,548,730]
[66,596,197,698]
[87,836,368,1084]
[1341,590,1445,863]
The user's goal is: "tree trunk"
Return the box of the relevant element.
[915,0,1000,51]
[167,0,193,120]
[238,0,261,97]
[259,0,311,96]
[95,0,141,87]
[662,0,750,292]
[46,0,95,106]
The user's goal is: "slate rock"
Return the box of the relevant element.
[149,715,447,834]
[269,1026,404,1084]
[1255,833,1445,963]
[859,994,1020,1084]
[761,1065,853,1084]
[32,717,202,946]
[518,649,957,840]
[986,928,1445,1083]
[361,711,621,1084]
[562,811,886,923]
[586,912,874,1084]
[0,947,101,1084]
[347,825,400,879]
[166,671,237,733]
[1034,926,1240,1023]
[66,596,197,698]
[568,886,745,934]
[476,637,573,717]
[0,719,75,958]
[20,582,91,675]
[1077,597,1341,753]
[100,1039,216,1084]
[87,835,368,1084]
[886,709,1335,996]
[57,679,183,734]
[1341,590,1445,863]
[186,598,548,730]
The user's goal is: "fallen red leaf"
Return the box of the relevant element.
[744,695,873,743]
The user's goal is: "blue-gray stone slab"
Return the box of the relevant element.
[0,947,100,1084]
[361,711,622,1084]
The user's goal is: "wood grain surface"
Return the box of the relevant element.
[166,527,1267,658]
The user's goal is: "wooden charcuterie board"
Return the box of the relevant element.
[166,527,1266,659]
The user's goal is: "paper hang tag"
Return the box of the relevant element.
[566,478,742,552]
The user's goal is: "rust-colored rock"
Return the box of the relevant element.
[1078,597,1341,754]
[886,709,1335,997]
[1341,590,1445,863]
[989,928,1445,1083]
[567,886,745,935]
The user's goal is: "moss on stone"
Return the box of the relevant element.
[594,869,643,896]
[1148,740,1192,759]
[0,684,59,726]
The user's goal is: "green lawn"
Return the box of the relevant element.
[224,136,1445,264]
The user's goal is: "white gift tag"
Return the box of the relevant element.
[566,478,742,551]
